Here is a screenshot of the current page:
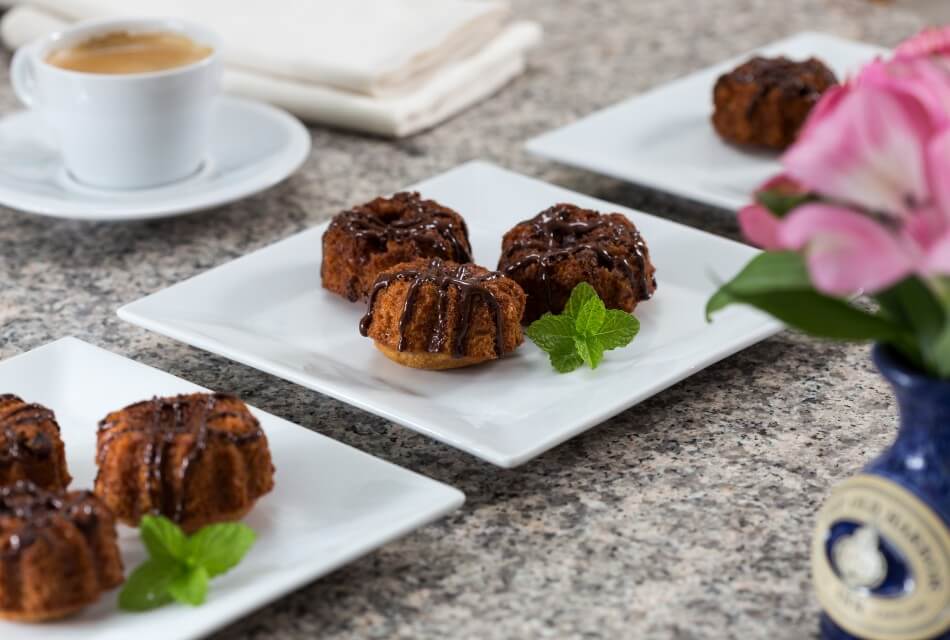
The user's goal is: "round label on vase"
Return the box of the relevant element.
[812,474,950,640]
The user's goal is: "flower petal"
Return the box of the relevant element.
[924,231,950,275]
[738,203,783,249]
[783,83,935,217]
[778,204,914,295]
[928,127,950,217]
[895,26,950,60]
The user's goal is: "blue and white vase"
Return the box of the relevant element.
[812,345,950,640]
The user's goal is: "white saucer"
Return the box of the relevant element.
[0,96,311,221]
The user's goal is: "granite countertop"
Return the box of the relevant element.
[0,1,928,638]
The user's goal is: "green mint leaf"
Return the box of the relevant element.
[574,335,604,369]
[167,565,209,607]
[188,522,257,578]
[526,312,577,354]
[596,310,640,350]
[563,282,598,319]
[550,348,584,373]
[140,515,188,563]
[574,295,606,336]
[118,558,180,612]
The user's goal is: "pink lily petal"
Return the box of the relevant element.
[783,84,936,217]
[738,203,783,249]
[928,127,950,217]
[778,204,914,295]
[895,26,950,60]
[860,58,950,127]
[924,231,950,274]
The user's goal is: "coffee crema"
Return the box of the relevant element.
[46,31,213,74]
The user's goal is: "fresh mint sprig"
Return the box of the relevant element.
[119,515,256,611]
[526,282,640,372]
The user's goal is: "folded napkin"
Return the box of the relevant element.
[1,1,542,136]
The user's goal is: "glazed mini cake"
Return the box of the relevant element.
[359,258,526,370]
[321,192,473,301]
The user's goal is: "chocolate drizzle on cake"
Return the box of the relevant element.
[360,258,507,358]
[331,192,472,264]
[0,395,57,465]
[95,393,265,523]
[500,204,654,310]
[0,481,99,558]
[733,57,836,117]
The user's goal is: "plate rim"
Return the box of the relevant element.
[118,160,783,468]
[0,336,465,640]
[0,96,312,222]
[524,30,890,211]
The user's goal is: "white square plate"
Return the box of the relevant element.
[119,161,782,467]
[0,338,463,640]
[525,32,887,210]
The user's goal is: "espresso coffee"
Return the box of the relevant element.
[46,31,213,74]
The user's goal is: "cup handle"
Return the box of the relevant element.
[10,44,38,108]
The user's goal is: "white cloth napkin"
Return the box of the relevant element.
[1,1,542,136]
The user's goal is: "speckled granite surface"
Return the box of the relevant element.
[0,1,929,638]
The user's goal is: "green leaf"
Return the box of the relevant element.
[756,189,813,217]
[574,335,604,369]
[563,282,598,319]
[706,251,812,321]
[574,295,606,335]
[118,559,180,612]
[140,515,188,563]
[876,277,946,340]
[167,565,209,607]
[595,310,640,350]
[550,348,584,373]
[722,288,907,342]
[526,313,576,353]
[931,323,950,378]
[188,523,257,578]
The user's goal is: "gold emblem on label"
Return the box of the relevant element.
[812,475,950,640]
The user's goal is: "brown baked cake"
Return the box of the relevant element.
[0,395,71,492]
[711,56,838,150]
[95,392,275,533]
[497,204,657,324]
[359,258,526,370]
[321,192,474,302]
[0,481,123,622]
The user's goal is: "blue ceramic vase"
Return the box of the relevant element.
[813,345,950,640]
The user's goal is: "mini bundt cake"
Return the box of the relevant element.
[95,392,275,533]
[0,481,123,622]
[498,204,657,324]
[321,192,474,302]
[0,394,71,491]
[359,258,526,370]
[712,56,838,150]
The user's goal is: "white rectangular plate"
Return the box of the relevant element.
[119,161,782,467]
[525,31,887,210]
[0,338,463,640]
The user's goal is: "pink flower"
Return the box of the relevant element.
[895,26,950,61]
[738,174,805,250]
[738,44,950,295]
[783,81,937,217]
[777,204,916,294]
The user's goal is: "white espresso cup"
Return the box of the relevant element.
[10,18,222,190]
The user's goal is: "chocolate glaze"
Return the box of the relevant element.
[499,205,654,310]
[0,396,58,466]
[360,258,507,358]
[95,393,264,522]
[331,192,472,264]
[0,481,99,559]
[729,56,837,117]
